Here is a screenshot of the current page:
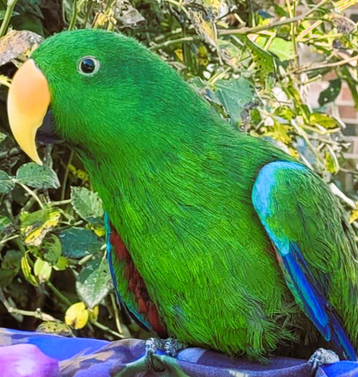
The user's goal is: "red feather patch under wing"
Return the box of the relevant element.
[109,224,167,337]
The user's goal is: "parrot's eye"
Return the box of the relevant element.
[78,57,100,75]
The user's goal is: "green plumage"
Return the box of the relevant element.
[29,29,358,359]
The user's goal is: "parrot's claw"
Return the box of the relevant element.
[144,337,186,371]
[145,338,165,372]
[162,337,186,357]
[308,348,339,376]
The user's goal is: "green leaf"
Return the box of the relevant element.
[214,77,257,126]
[0,249,21,287]
[71,187,104,222]
[245,36,277,80]
[256,36,295,62]
[188,77,230,120]
[325,149,339,174]
[41,234,62,265]
[274,105,296,121]
[21,254,38,287]
[34,258,52,282]
[309,113,340,129]
[76,258,112,309]
[217,39,242,67]
[273,3,286,17]
[16,163,60,189]
[53,256,69,271]
[0,214,15,238]
[21,207,61,246]
[318,79,342,106]
[0,170,15,194]
[340,66,358,110]
[36,321,73,336]
[57,228,104,259]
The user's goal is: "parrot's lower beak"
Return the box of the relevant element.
[36,109,63,145]
[7,59,51,165]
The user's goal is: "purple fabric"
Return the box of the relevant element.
[0,328,357,376]
[0,344,59,377]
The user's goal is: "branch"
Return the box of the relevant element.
[0,287,56,322]
[90,319,124,339]
[218,0,330,36]
[292,55,358,75]
[149,36,198,51]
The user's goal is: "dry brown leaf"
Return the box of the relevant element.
[0,30,43,67]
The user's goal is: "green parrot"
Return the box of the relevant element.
[7,29,358,362]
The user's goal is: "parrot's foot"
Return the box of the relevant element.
[145,337,186,371]
[308,348,339,376]
[162,337,186,357]
[145,338,165,372]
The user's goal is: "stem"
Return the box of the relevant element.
[153,28,183,42]
[338,0,358,12]
[68,0,79,30]
[4,199,15,223]
[0,0,19,38]
[46,280,72,307]
[340,168,358,177]
[292,122,325,168]
[330,182,356,209]
[61,149,74,200]
[0,288,22,322]
[150,36,197,51]
[8,307,56,321]
[208,67,231,85]
[298,34,344,43]
[90,319,124,338]
[298,0,358,39]
[286,0,299,68]
[51,199,72,206]
[299,124,340,134]
[164,0,190,18]
[16,183,44,209]
[219,0,330,36]
[83,0,93,28]
[21,197,37,213]
[0,234,19,245]
[77,254,94,266]
[15,238,26,254]
[292,55,358,75]
[110,292,123,334]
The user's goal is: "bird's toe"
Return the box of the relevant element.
[308,348,339,376]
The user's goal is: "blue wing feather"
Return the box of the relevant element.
[252,161,357,361]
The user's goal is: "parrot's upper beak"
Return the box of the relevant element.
[7,59,51,165]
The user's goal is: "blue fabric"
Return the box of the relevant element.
[2,328,108,361]
[1,328,358,376]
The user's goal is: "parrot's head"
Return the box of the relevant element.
[7,29,199,165]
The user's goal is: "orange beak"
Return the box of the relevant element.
[7,59,51,165]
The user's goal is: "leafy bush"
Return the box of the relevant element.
[0,0,358,340]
